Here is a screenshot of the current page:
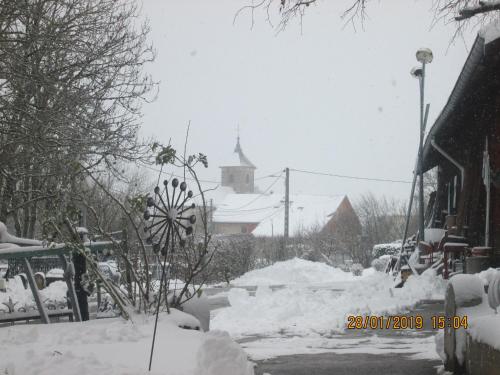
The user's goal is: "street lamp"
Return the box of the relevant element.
[411,47,433,242]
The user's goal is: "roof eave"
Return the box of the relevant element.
[421,35,486,172]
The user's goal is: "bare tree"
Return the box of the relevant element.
[355,192,418,256]
[206,234,256,284]
[0,0,156,238]
[238,0,500,32]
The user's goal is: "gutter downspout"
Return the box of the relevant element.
[430,139,465,188]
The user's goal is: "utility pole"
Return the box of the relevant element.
[283,167,290,260]
[210,199,214,233]
[418,62,426,242]
[414,48,433,242]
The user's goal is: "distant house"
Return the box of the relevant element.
[420,29,500,267]
[208,137,361,240]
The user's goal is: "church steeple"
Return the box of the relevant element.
[233,136,255,168]
[220,134,256,193]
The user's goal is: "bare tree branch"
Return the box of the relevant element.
[456,0,500,20]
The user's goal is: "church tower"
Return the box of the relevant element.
[220,137,256,193]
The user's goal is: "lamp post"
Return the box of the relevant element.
[411,48,433,242]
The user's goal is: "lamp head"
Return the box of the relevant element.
[411,66,423,78]
[416,48,433,64]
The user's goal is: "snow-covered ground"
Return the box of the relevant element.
[212,258,446,338]
[208,258,446,364]
[0,277,254,375]
[241,334,439,361]
[0,309,254,375]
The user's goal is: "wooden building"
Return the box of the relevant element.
[421,30,500,267]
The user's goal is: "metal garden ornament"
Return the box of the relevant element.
[144,178,196,371]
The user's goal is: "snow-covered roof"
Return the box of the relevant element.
[213,193,347,236]
[220,137,256,168]
[253,194,346,237]
[422,30,500,172]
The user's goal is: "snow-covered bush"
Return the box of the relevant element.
[350,263,364,276]
[372,241,401,258]
[371,255,390,272]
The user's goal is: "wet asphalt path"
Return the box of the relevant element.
[251,300,444,375]
[206,286,444,375]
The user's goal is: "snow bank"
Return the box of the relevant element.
[0,276,33,307]
[462,271,500,353]
[41,280,68,302]
[477,267,500,286]
[213,268,446,338]
[231,258,356,286]
[449,274,484,307]
[468,313,500,351]
[0,277,67,308]
[455,299,494,364]
[195,331,254,375]
[0,309,254,375]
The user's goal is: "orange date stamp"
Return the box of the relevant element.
[346,315,468,330]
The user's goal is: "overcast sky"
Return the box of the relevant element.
[138,0,476,202]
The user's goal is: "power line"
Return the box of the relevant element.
[144,164,283,185]
[258,205,284,222]
[289,168,412,184]
[214,204,283,216]
[143,165,220,184]
[216,172,284,212]
[254,170,285,181]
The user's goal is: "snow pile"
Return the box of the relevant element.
[231,258,356,286]
[0,276,33,307]
[454,298,494,364]
[195,331,254,375]
[0,277,67,308]
[41,281,68,302]
[463,270,500,352]
[213,268,446,337]
[0,309,254,375]
[468,313,500,351]
[477,267,500,286]
[449,274,484,307]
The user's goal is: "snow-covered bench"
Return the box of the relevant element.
[0,309,74,325]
